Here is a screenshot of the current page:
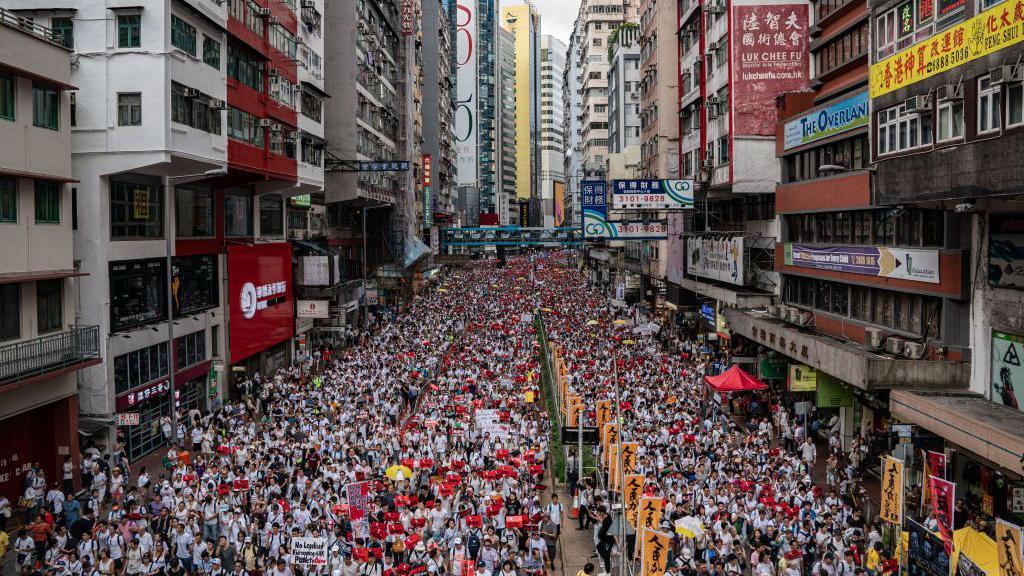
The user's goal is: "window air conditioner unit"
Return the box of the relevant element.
[706,1,724,14]
[256,7,272,17]
[301,0,316,6]
[885,336,904,355]
[865,327,885,349]
[903,94,931,112]
[268,16,280,25]
[258,118,274,127]
[209,99,227,110]
[991,64,1022,84]
[935,83,964,101]
[182,87,201,98]
[904,341,926,359]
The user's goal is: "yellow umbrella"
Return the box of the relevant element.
[385,465,413,480]
[613,319,628,325]
[542,308,553,313]
[675,516,705,538]
[437,288,448,293]
[586,320,599,326]
[623,339,636,345]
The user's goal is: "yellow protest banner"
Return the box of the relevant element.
[997,519,1024,576]
[880,456,904,525]
[601,422,619,452]
[870,3,1024,98]
[635,497,665,559]
[641,528,671,576]
[623,474,645,528]
[568,400,583,427]
[607,443,620,488]
[621,442,639,475]
[596,400,612,431]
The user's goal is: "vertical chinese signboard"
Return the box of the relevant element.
[401,0,414,35]
[731,1,810,135]
[554,181,565,226]
[880,456,905,525]
[456,2,478,186]
[422,154,433,230]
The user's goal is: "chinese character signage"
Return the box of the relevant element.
[996,519,1024,576]
[611,180,695,209]
[880,456,904,525]
[783,91,869,150]
[359,161,410,172]
[991,330,1024,412]
[870,2,1024,98]
[624,474,645,527]
[784,244,940,283]
[899,1,915,34]
[918,0,935,24]
[688,236,745,285]
[422,154,433,229]
[641,528,672,576]
[989,214,1024,289]
[402,0,414,35]
[227,243,294,363]
[456,1,478,186]
[732,2,810,136]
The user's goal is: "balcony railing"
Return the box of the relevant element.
[0,325,101,386]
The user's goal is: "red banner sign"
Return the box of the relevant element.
[731,2,810,135]
[227,243,294,363]
[402,0,414,35]
[929,475,956,554]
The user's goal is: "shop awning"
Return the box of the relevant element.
[78,416,112,437]
[705,365,768,393]
[890,389,1024,474]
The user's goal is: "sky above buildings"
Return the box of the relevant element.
[500,0,580,45]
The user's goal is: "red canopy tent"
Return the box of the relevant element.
[704,365,768,393]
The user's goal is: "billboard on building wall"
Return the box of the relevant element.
[783,91,869,150]
[228,243,294,363]
[989,214,1024,289]
[783,243,940,284]
[611,180,695,209]
[991,330,1024,412]
[554,181,565,226]
[580,180,608,239]
[731,1,810,136]
[687,236,746,285]
[456,1,478,186]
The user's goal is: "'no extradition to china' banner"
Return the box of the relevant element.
[870,0,1024,98]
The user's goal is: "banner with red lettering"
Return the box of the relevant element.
[929,475,956,555]
[347,481,371,540]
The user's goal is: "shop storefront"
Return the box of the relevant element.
[0,397,78,499]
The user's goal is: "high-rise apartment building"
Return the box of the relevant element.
[497,25,518,226]
[563,19,585,228]
[422,0,458,230]
[607,24,641,156]
[540,35,566,228]
[0,11,95,497]
[638,0,678,180]
[501,3,541,226]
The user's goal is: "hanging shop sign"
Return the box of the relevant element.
[688,236,745,285]
[116,379,170,411]
[817,374,854,408]
[611,180,695,209]
[870,0,1024,98]
[297,300,330,319]
[989,214,1024,289]
[991,330,1024,413]
[422,154,433,229]
[758,356,788,380]
[783,91,869,150]
[401,0,414,35]
[228,243,294,363]
[359,161,410,172]
[731,1,810,136]
[788,364,818,392]
[784,243,940,284]
[581,180,608,239]
[115,412,140,426]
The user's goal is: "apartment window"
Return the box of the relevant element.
[0,176,15,222]
[113,341,169,394]
[717,135,730,165]
[301,137,323,167]
[175,330,206,370]
[110,177,162,239]
[171,83,222,135]
[0,74,13,121]
[32,84,59,130]
[175,187,214,237]
[224,191,253,236]
[978,75,1002,134]
[117,93,142,126]
[877,104,932,155]
[201,35,222,69]
[227,45,264,92]
[259,194,284,236]
[117,14,141,48]
[70,92,76,126]
[171,15,197,56]
[34,180,60,224]
[979,0,1008,9]
[51,17,73,49]
[301,92,322,122]
[227,106,264,147]
[1007,81,1024,127]
[171,255,217,316]
[0,284,19,341]
[110,259,167,333]
[211,325,219,357]
[36,279,62,334]
[937,99,965,140]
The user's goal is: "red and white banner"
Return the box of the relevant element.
[929,475,956,555]
[730,1,810,135]
[927,451,947,479]
[347,481,371,540]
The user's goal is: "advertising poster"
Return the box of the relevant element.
[880,456,904,525]
[688,236,745,285]
[908,519,951,576]
[455,1,477,185]
[989,214,1024,289]
[227,243,295,363]
[731,1,810,135]
[991,330,1023,411]
[870,0,1024,97]
[611,179,695,209]
[784,243,940,284]
[788,364,817,392]
[784,91,869,150]
[554,181,566,226]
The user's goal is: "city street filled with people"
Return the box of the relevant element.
[1,253,923,576]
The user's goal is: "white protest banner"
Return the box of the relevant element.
[291,537,328,567]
